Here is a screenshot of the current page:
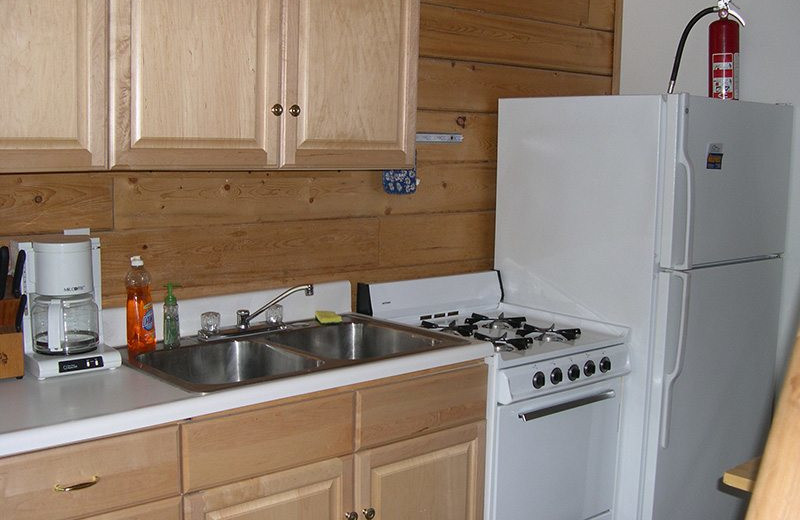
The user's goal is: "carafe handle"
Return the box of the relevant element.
[48,299,65,352]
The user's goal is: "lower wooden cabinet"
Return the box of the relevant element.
[184,423,485,520]
[0,426,180,520]
[79,497,182,520]
[184,457,353,520]
[356,422,485,520]
[2,361,487,520]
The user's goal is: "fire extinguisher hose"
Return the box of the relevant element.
[667,6,717,93]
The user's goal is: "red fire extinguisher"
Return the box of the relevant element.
[668,1,745,100]
[709,12,741,99]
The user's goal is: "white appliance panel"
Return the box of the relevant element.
[646,259,779,519]
[660,96,793,269]
[495,95,662,325]
[492,378,622,520]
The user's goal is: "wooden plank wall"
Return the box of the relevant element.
[0,0,615,310]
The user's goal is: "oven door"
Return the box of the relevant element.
[491,378,622,520]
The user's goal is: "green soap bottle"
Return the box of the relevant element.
[163,282,181,349]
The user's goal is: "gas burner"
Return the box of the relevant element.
[475,331,533,352]
[420,320,476,337]
[465,312,526,329]
[517,323,581,342]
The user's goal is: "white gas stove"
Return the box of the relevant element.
[357,270,630,520]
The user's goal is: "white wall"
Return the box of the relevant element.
[620,0,800,380]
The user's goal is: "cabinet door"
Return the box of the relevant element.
[110,0,281,169]
[282,0,418,169]
[355,422,485,520]
[184,457,354,520]
[0,0,106,172]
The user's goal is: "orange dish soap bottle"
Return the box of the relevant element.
[126,255,156,359]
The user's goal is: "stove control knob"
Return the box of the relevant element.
[568,364,580,381]
[550,367,563,385]
[532,371,546,389]
[584,360,596,377]
[599,356,612,373]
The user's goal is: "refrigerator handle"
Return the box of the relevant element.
[659,270,690,449]
[672,102,693,271]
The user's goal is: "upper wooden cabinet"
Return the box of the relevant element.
[282,0,418,169]
[0,0,107,173]
[110,0,281,169]
[110,0,418,170]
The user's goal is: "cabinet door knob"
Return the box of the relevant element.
[344,512,359,520]
[288,104,301,117]
[271,103,284,116]
[362,507,376,519]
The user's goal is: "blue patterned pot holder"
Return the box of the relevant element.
[382,153,418,194]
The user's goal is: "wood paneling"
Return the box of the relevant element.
[379,212,494,266]
[4,0,617,311]
[112,166,494,230]
[418,58,612,112]
[420,4,613,75]
[98,218,380,305]
[423,0,615,31]
[416,111,497,163]
[0,174,112,235]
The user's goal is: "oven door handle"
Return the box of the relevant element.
[518,390,616,422]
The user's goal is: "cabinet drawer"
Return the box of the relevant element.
[182,392,354,492]
[80,497,181,520]
[356,363,487,449]
[0,426,180,520]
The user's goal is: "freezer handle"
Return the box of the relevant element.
[673,99,693,270]
[660,270,690,448]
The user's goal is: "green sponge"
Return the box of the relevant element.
[315,310,343,324]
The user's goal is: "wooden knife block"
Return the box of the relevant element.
[0,298,24,379]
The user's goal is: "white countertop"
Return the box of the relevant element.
[0,342,493,458]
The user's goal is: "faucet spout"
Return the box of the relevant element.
[238,284,314,328]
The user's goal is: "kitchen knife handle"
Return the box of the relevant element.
[11,249,25,298]
[0,246,8,299]
[15,294,27,332]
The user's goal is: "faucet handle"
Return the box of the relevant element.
[236,309,250,328]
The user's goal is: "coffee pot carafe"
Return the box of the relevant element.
[31,294,99,355]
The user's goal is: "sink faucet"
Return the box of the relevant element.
[236,284,314,329]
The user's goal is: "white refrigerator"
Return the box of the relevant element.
[494,94,793,520]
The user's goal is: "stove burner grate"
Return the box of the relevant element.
[420,319,476,337]
[475,331,533,352]
[465,312,526,330]
[517,323,581,342]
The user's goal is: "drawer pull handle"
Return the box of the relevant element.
[54,475,100,492]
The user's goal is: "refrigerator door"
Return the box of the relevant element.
[659,95,793,269]
[647,259,779,520]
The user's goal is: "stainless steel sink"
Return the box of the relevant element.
[125,314,470,393]
[128,339,324,393]
[262,319,452,360]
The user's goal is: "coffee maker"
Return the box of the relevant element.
[11,234,121,379]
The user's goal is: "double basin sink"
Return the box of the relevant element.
[126,314,471,393]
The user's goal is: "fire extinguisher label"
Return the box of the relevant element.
[711,53,739,100]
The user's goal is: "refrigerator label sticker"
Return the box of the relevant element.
[706,143,724,170]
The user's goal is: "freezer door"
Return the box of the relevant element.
[648,259,780,520]
[660,95,793,269]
